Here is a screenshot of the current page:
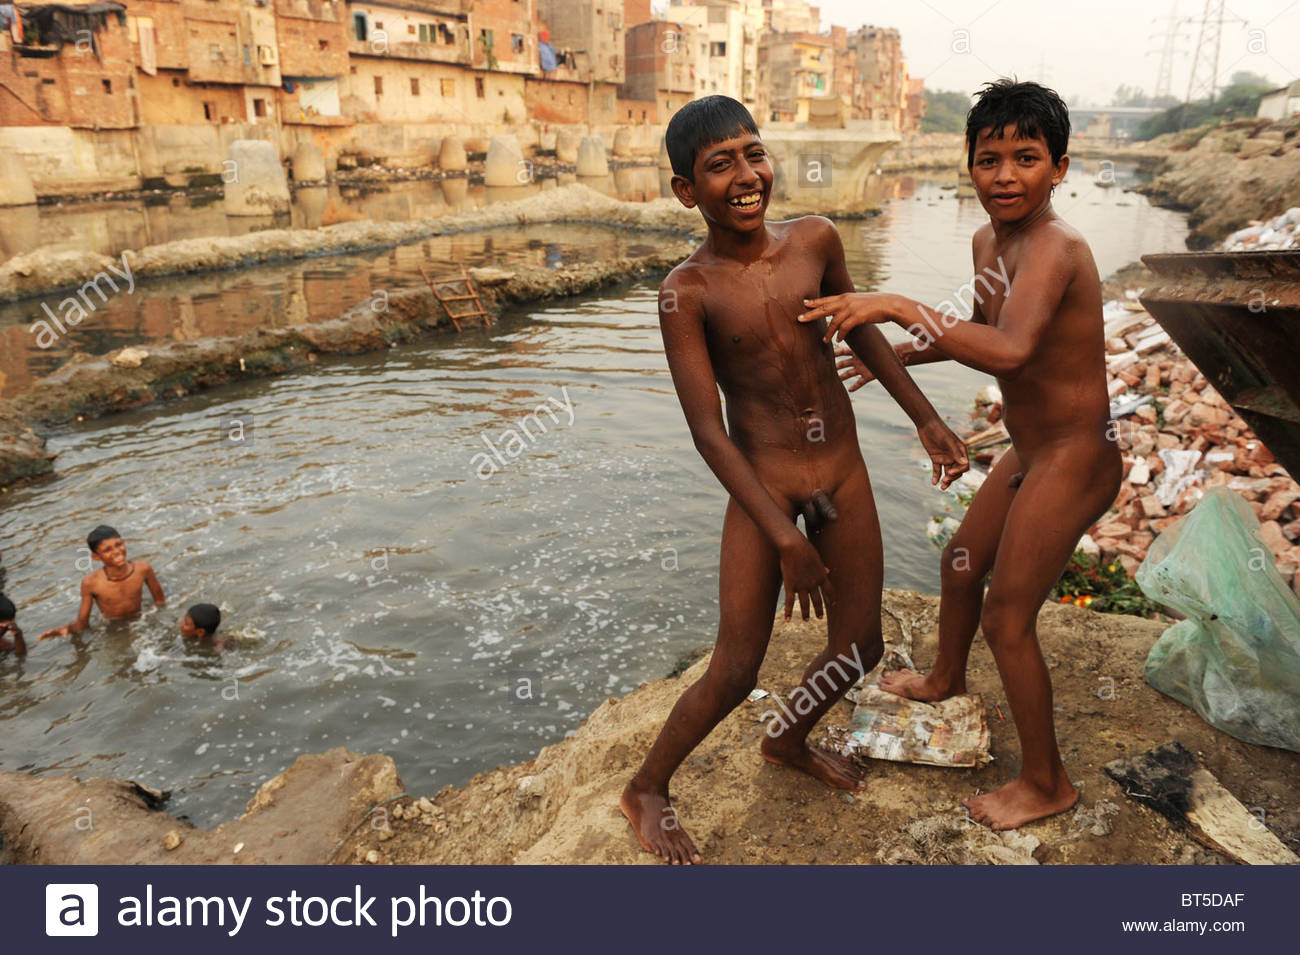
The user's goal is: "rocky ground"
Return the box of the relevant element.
[959,206,1300,597]
[1137,116,1300,245]
[3,590,1296,865]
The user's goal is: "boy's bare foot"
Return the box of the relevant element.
[963,775,1079,830]
[620,783,703,865]
[760,740,868,791]
[879,668,964,702]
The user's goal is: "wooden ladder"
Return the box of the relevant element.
[420,264,493,333]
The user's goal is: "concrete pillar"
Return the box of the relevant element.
[612,126,634,158]
[223,139,290,216]
[439,137,468,172]
[0,149,37,206]
[556,128,581,164]
[483,135,525,187]
[576,136,608,177]
[290,141,327,183]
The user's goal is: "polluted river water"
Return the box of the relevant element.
[0,164,1187,825]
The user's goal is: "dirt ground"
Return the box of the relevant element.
[351,590,1300,865]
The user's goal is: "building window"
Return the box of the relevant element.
[410,77,419,95]
[353,13,367,41]
[511,33,524,53]
[408,24,416,35]
[102,79,112,93]
[418,24,428,41]
[441,78,455,97]
[243,45,251,66]
[710,41,726,56]
[209,43,222,61]
[641,109,647,120]
[253,98,267,117]
[479,28,493,48]
[475,76,485,97]
[203,102,215,119]
[374,75,383,95]
[319,39,328,50]
[439,24,454,44]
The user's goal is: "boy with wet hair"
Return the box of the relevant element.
[39,525,166,640]
[181,603,224,649]
[0,594,25,655]
[621,94,969,864]
[804,79,1121,830]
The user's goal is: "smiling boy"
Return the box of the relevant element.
[802,80,1122,829]
[621,95,968,864]
[39,525,166,640]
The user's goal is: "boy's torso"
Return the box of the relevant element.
[973,218,1114,468]
[684,219,863,497]
[88,563,147,617]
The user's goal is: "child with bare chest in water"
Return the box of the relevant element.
[621,96,969,864]
[806,80,1124,830]
[39,525,166,640]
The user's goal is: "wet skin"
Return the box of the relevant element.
[804,125,1123,830]
[38,536,166,640]
[0,620,25,655]
[620,131,968,863]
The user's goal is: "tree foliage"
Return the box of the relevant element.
[921,89,970,134]
[1132,77,1273,140]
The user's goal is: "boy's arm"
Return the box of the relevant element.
[804,232,1073,379]
[39,581,94,640]
[142,562,165,607]
[813,222,969,488]
[11,625,25,654]
[659,273,830,620]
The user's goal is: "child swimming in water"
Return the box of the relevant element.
[39,525,166,640]
[620,95,968,864]
[180,602,225,651]
[0,593,25,655]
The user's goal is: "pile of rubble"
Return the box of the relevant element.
[1219,206,1300,252]
[963,294,1300,599]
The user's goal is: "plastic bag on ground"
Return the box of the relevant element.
[1135,486,1300,752]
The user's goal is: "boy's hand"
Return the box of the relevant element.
[834,343,875,391]
[778,536,832,621]
[38,625,70,641]
[799,293,897,343]
[918,420,970,490]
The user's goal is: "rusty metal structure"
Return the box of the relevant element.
[1140,250,1300,478]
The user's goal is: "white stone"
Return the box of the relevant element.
[576,136,608,177]
[555,128,581,165]
[290,141,327,183]
[0,149,36,206]
[484,135,525,187]
[438,137,468,172]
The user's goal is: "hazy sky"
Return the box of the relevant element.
[704,0,1300,106]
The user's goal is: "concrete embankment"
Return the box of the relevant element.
[3,182,891,488]
[3,590,1296,864]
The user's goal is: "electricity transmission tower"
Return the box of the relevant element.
[1184,0,1226,104]
[1149,1,1185,102]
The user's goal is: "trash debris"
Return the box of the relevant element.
[746,688,769,703]
[1136,488,1300,752]
[1153,448,1206,508]
[1105,741,1299,865]
[111,346,149,368]
[828,649,991,768]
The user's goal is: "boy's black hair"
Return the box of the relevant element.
[87,524,120,553]
[0,593,14,621]
[965,78,1070,168]
[187,603,221,636]
[664,94,760,180]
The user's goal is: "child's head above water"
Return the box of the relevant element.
[0,592,15,625]
[87,524,122,555]
[181,603,221,640]
[965,78,1070,169]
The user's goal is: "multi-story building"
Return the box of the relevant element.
[668,0,762,109]
[757,30,831,123]
[621,19,697,123]
[847,24,907,131]
[765,0,818,34]
[275,0,351,126]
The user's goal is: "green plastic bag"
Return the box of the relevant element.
[1136,486,1300,752]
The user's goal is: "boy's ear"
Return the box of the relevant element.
[670,174,697,209]
[1052,154,1070,187]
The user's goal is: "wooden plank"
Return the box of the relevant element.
[1105,741,1299,865]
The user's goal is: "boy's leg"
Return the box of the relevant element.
[882,449,1022,701]
[964,452,1121,830]
[622,495,784,864]
[759,464,882,789]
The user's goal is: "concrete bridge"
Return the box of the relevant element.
[759,120,900,205]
